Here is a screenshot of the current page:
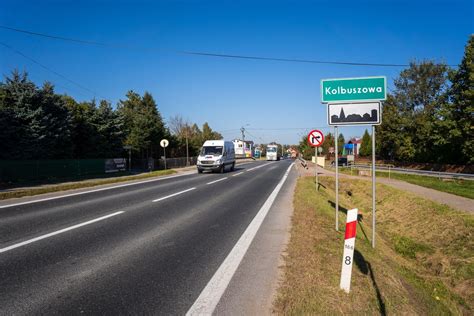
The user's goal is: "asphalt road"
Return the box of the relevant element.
[0,160,294,315]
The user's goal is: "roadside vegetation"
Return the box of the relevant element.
[0,169,176,200]
[335,166,474,199]
[274,174,473,314]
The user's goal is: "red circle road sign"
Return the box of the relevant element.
[308,129,324,147]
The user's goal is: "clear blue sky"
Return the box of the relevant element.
[1,0,472,145]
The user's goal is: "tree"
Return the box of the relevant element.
[359,129,371,156]
[298,134,312,160]
[376,61,449,162]
[0,71,73,159]
[435,35,474,164]
[95,100,124,158]
[321,132,335,157]
[337,133,345,155]
[117,91,167,159]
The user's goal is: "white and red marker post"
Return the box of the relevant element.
[340,208,358,293]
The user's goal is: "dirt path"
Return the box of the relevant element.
[295,160,474,214]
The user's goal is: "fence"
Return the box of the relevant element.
[0,159,105,183]
[132,157,197,171]
[0,156,198,184]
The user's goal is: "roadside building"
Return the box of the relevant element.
[233,139,254,158]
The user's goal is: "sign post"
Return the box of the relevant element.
[307,130,324,192]
[340,208,358,293]
[160,139,169,170]
[335,126,339,231]
[322,76,386,247]
[123,145,132,172]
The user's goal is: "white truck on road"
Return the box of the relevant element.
[197,140,236,173]
[266,144,280,161]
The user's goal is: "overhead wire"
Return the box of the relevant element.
[0,25,458,67]
[0,41,112,102]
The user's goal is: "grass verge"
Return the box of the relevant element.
[273,175,473,314]
[332,167,474,200]
[0,169,177,200]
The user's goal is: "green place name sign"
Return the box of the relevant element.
[321,76,386,103]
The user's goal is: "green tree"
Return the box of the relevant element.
[377,61,449,162]
[435,35,474,164]
[0,71,72,159]
[337,133,345,155]
[359,129,371,156]
[117,91,167,159]
[95,100,124,157]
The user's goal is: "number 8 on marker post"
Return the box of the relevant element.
[340,208,358,293]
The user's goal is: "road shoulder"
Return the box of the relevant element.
[213,164,297,315]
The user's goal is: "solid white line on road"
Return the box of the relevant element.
[206,178,228,185]
[0,173,191,209]
[246,162,271,172]
[152,187,196,202]
[232,172,245,177]
[0,211,124,254]
[186,163,294,316]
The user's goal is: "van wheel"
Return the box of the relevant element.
[230,162,235,171]
[198,169,203,174]
[220,164,225,173]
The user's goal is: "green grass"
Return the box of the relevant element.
[0,169,177,200]
[274,174,473,314]
[378,171,474,199]
[331,166,474,199]
[392,235,434,259]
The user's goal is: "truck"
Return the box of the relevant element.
[266,144,281,161]
[197,140,236,173]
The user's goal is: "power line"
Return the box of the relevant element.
[1,25,457,67]
[0,41,110,101]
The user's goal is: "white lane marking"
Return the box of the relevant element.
[206,178,228,185]
[0,211,124,254]
[152,188,196,202]
[246,162,272,172]
[186,163,294,315]
[0,173,191,209]
[232,172,244,177]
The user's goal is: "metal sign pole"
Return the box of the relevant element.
[315,147,318,190]
[164,147,167,170]
[372,125,376,248]
[335,126,339,231]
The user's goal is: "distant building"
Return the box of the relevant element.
[343,137,362,156]
[233,139,254,158]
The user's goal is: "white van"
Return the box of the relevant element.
[197,140,236,173]
[266,144,281,161]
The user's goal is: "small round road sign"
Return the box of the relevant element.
[308,129,324,147]
[160,139,169,148]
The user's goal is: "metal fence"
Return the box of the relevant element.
[0,159,105,183]
[0,156,199,184]
[132,157,197,171]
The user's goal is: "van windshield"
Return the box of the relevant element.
[267,147,277,153]
[201,146,223,156]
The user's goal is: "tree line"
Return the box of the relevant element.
[0,72,222,160]
[298,35,473,165]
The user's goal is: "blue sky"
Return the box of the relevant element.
[1,0,472,145]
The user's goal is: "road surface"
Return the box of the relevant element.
[0,160,295,315]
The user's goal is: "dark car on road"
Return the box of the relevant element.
[331,157,349,166]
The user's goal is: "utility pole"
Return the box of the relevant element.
[185,126,189,166]
[241,126,246,158]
